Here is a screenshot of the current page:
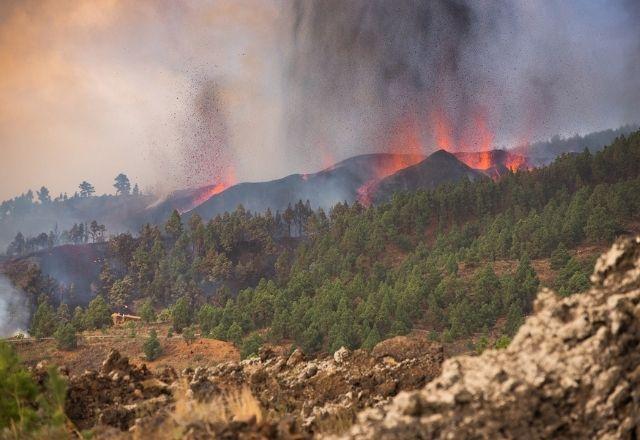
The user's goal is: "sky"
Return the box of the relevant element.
[0,0,638,201]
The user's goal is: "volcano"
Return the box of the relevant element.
[186,149,520,218]
[189,153,425,219]
[368,150,485,204]
[453,149,530,178]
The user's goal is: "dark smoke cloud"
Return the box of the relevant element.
[285,0,640,159]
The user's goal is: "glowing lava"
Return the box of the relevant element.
[356,117,426,206]
[356,107,533,206]
[187,167,236,212]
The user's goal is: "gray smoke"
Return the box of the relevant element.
[284,0,640,159]
[0,275,30,338]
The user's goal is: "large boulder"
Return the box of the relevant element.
[339,237,640,439]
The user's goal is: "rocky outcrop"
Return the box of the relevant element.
[57,336,442,436]
[339,237,640,439]
[65,350,176,430]
[179,337,443,433]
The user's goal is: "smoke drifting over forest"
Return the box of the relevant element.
[0,0,639,199]
[0,275,29,338]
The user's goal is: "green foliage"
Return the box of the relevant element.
[84,295,112,330]
[157,308,172,323]
[43,131,640,354]
[126,321,137,338]
[139,300,156,324]
[226,322,243,346]
[475,335,489,354]
[108,275,135,309]
[0,342,68,435]
[197,304,221,336]
[172,296,192,333]
[182,326,196,345]
[556,257,591,297]
[72,306,86,331]
[494,335,511,349]
[550,243,571,270]
[165,210,183,240]
[54,322,77,350]
[143,329,162,361]
[0,342,39,431]
[240,333,264,359]
[30,301,56,338]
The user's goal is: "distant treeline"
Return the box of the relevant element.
[6,220,107,256]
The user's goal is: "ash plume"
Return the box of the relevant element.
[285,0,640,159]
[0,275,30,338]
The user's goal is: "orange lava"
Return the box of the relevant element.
[188,167,236,211]
[356,117,425,206]
[504,153,528,172]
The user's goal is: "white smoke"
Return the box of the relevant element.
[0,275,30,338]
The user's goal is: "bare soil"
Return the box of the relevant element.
[11,322,238,375]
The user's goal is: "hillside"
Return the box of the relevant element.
[191,153,426,219]
[370,150,484,203]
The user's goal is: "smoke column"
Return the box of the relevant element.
[284,0,640,161]
[0,275,30,338]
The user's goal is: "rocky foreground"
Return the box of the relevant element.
[338,236,640,439]
[30,237,640,438]
[32,332,442,437]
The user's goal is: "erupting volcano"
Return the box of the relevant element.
[356,109,531,205]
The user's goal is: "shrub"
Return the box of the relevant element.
[139,300,156,324]
[182,326,196,345]
[494,335,511,349]
[54,323,77,350]
[0,342,68,435]
[126,321,137,338]
[143,329,162,361]
[157,308,172,323]
[240,334,264,360]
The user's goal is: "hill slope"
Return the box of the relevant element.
[370,150,484,203]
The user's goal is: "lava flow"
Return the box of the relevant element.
[356,117,426,206]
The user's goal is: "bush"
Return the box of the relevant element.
[494,335,511,349]
[182,326,196,345]
[143,329,162,361]
[0,342,68,435]
[54,323,77,350]
[240,334,264,359]
[157,308,172,323]
[126,321,137,338]
[139,300,156,324]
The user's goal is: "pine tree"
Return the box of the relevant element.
[143,329,162,360]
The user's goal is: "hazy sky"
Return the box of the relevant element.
[0,0,638,201]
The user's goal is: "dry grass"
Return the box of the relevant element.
[132,382,263,439]
[172,383,263,426]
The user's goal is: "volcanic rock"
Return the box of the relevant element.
[338,236,640,439]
